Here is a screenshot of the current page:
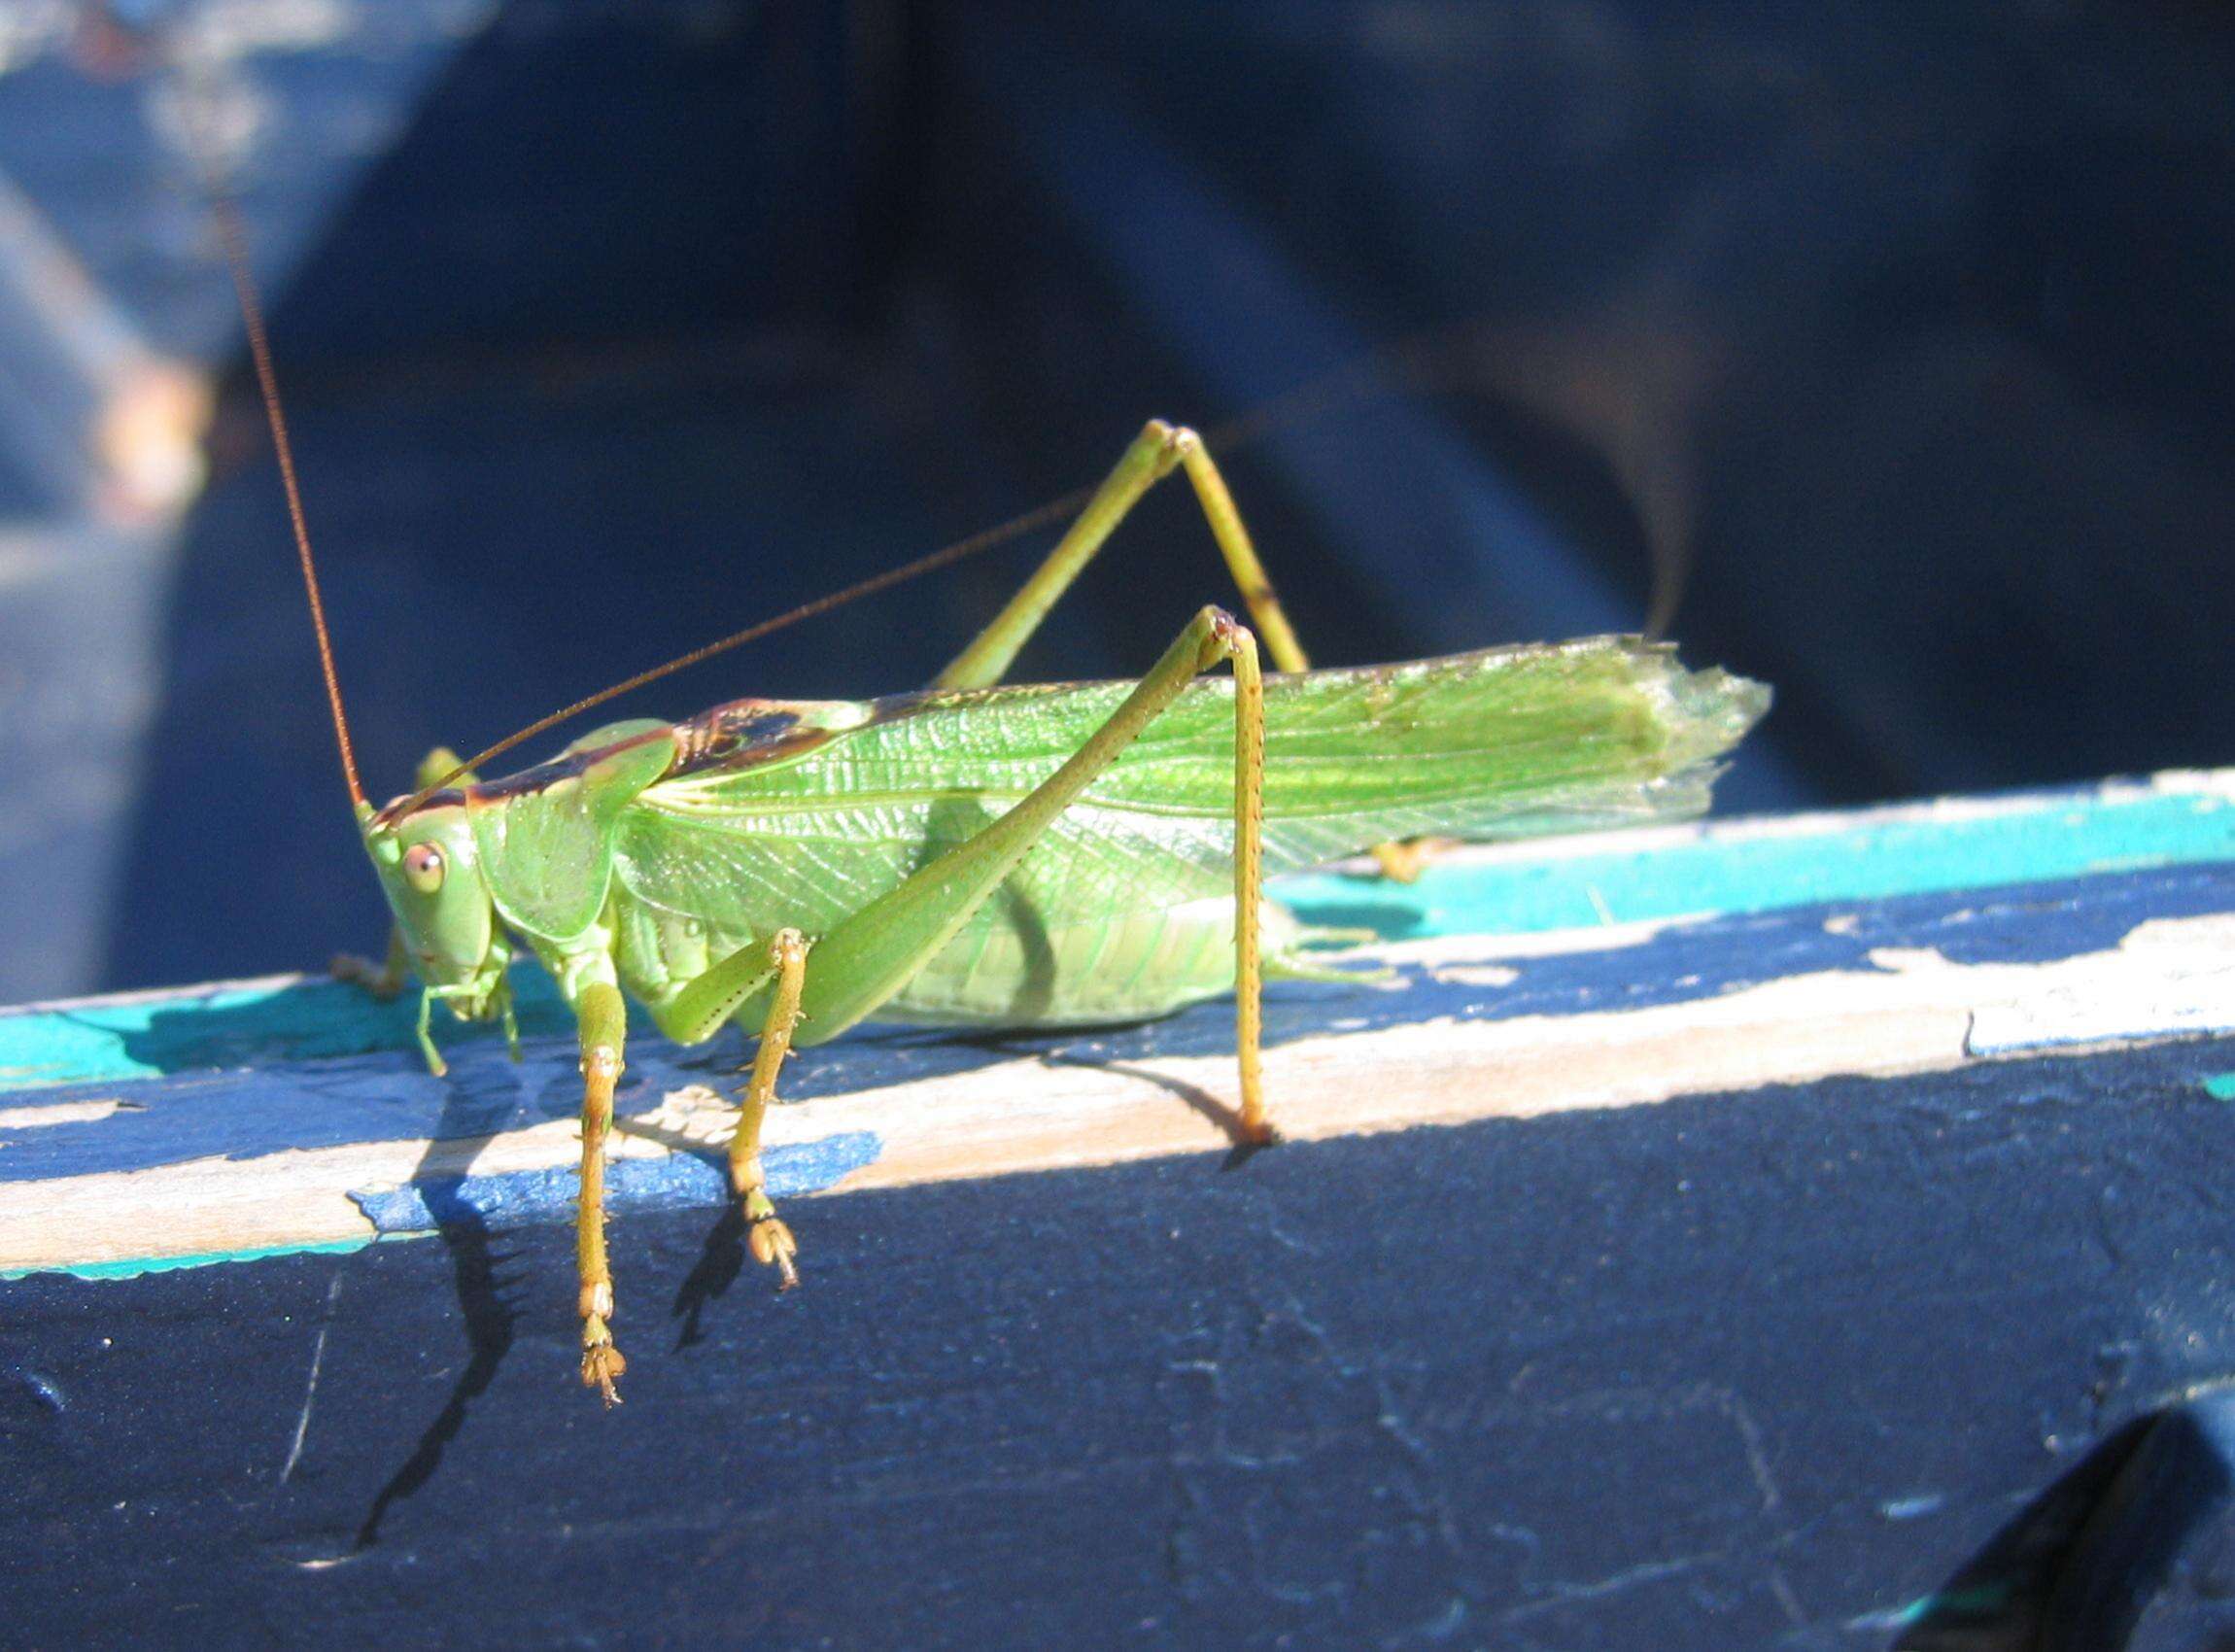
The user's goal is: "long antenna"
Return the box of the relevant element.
[208,188,366,808]
[385,483,1095,818]
[385,312,1555,821]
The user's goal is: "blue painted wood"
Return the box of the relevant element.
[6,856,2233,1194]
[10,774,2229,1093]
[6,1036,2235,1645]
[4,776,2234,1281]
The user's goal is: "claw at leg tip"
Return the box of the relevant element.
[581,1312,627,1406]
[750,1216,801,1290]
[580,1343,627,1407]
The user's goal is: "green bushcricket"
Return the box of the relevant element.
[218,236,1768,1406]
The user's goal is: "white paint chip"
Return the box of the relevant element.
[0,1097,125,1129]
[1967,915,2235,1055]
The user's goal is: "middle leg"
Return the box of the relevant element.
[730,928,808,1288]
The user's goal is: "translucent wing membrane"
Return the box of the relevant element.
[610,637,1768,943]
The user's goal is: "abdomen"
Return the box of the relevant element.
[609,873,1295,1034]
[881,894,1300,1027]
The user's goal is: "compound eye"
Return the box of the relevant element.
[402,842,446,894]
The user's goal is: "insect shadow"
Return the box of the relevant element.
[105,986,420,1077]
[1038,1050,1274,1171]
[670,1203,748,1351]
[352,1051,533,1550]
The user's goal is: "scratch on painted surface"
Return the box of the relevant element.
[1489,1553,1709,1625]
[278,1271,343,1484]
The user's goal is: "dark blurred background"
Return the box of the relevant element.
[0,0,2227,998]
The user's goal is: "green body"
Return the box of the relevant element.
[362,636,1768,1049]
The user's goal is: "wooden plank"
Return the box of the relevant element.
[5,772,2235,1645]
[4,771,2234,1279]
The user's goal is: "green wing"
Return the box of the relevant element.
[611,637,1768,939]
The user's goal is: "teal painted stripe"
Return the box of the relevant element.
[0,968,573,1092]
[1281,783,2235,940]
[6,1236,375,1282]
[4,779,2230,1091]
[0,979,395,1088]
